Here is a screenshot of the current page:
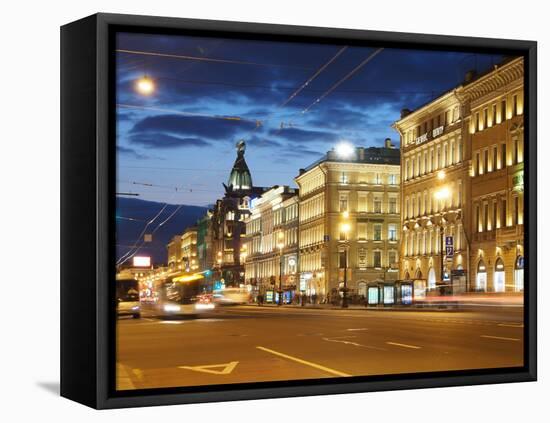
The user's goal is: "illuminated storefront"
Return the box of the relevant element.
[494,257,506,292]
[514,255,524,292]
[476,260,487,292]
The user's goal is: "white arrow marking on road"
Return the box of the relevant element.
[179,361,239,375]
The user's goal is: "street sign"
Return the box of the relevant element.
[445,236,453,247]
[446,246,454,257]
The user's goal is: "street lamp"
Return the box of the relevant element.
[277,232,285,306]
[134,75,155,96]
[434,185,451,294]
[335,142,354,158]
[340,212,351,308]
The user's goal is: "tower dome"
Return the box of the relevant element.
[227,140,252,191]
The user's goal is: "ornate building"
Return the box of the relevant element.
[461,57,524,293]
[295,141,400,302]
[393,57,524,294]
[393,90,469,294]
[243,186,299,301]
[210,140,266,286]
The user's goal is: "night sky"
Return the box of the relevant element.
[116,32,504,206]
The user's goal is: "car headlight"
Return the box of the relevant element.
[131,306,140,310]
[163,304,181,312]
[195,303,215,310]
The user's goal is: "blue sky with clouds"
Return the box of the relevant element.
[116,32,504,206]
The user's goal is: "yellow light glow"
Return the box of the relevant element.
[437,170,446,180]
[434,187,450,200]
[342,210,349,219]
[172,273,204,283]
[341,222,351,233]
[135,76,155,95]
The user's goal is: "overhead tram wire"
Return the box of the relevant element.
[118,202,186,267]
[116,49,314,70]
[239,45,349,143]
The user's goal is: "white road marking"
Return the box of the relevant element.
[256,346,351,377]
[179,361,239,375]
[346,328,369,331]
[497,323,524,328]
[386,341,422,350]
[480,335,521,341]
[161,320,184,324]
[322,337,385,350]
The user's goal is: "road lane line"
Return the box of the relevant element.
[346,328,368,331]
[480,335,521,341]
[497,323,524,328]
[386,341,421,350]
[322,337,386,350]
[256,346,351,377]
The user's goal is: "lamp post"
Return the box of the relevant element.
[277,232,285,306]
[340,212,351,308]
[434,175,451,295]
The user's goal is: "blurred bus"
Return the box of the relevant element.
[116,278,141,319]
[152,273,215,318]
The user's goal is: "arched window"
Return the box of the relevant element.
[494,257,505,292]
[476,259,487,292]
[514,255,524,292]
[415,268,423,279]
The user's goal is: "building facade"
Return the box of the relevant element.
[461,58,524,293]
[394,91,470,294]
[196,211,214,273]
[180,227,198,273]
[295,142,401,302]
[393,57,524,294]
[243,186,299,300]
[166,235,182,269]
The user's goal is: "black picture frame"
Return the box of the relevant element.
[60,12,537,409]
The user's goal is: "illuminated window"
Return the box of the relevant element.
[374,224,382,241]
[374,198,382,213]
[388,224,397,241]
[389,197,397,214]
[373,251,382,268]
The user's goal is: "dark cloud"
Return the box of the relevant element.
[269,127,338,143]
[129,114,257,143]
[128,133,210,149]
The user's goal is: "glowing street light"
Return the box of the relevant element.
[335,142,354,158]
[134,75,155,96]
[437,170,446,180]
[434,186,450,200]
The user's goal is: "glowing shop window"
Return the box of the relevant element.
[383,286,395,304]
[368,287,379,305]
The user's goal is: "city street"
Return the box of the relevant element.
[116,306,524,390]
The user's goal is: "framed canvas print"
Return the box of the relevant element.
[60,13,537,409]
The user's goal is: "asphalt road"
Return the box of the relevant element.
[116,305,524,390]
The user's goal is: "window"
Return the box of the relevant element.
[445,110,451,125]
[475,204,480,232]
[501,198,507,228]
[374,224,382,241]
[389,174,397,185]
[339,195,348,212]
[492,104,497,126]
[437,147,441,169]
[388,250,397,265]
[513,137,519,164]
[389,197,397,214]
[357,222,367,240]
[483,203,488,232]
[513,94,518,116]
[501,143,507,168]
[450,141,455,164]
[388,224,397,241]
[340,172,348,184]
[484,150,488,174]
[373,251,382,268]
[430,149,434,171]
[375,173,382,184]
[475,152,480,176]
[458,140,463,162]
[483,108,488,129]
[493,146,498,171]
[493,201,497,231]
[358,248,367,267]
[374,198,382,213]
[501,99,507,122]
[443,144,448,167]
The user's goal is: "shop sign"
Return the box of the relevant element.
[265,290,274,303]
[415,133,428,145]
